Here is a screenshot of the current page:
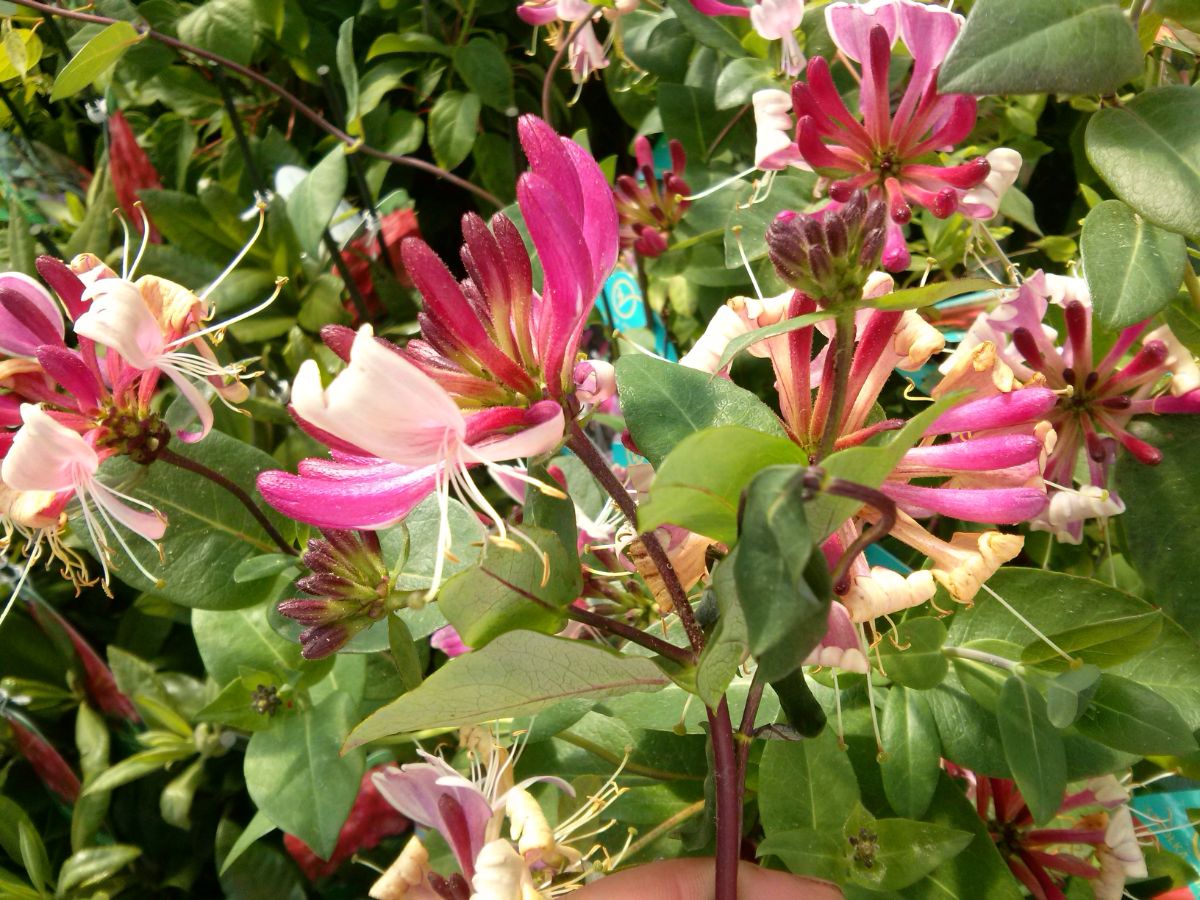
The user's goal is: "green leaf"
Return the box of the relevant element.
[6,197,35,278]
[806,394,963,541]
[232,553,299,584]
[85,431,296,610]
[439,526,576,649]
[899,775,1023,900]
[1086,87,1200,238]
[849,818,974,892]
[336,18,360,128]
[285,145,348,259]
[345,631,670,748]
[710,310,832,376]
[387,615,424,693]
[668,0,749,57]
[696,560,749,708]
[714,57,779,110]
[366,32,451,60]
[0,797,51,893]
[622,13,692,82]
[757,830,850,884]
[1080,200,1186,328]
[177,0,256,68]
[195,680,275,732]
[1116,417,1200,632]
[639,426,806,544]
[428,90,480,171]
[878,618,949,690]
[938,0,1141,95]
[1074,674,1198,756]
[1019,609,1163,668]
[160,758,205,829]
[215,815,306,900]
[82,745,195,796]
[772,670,828,738]
[56,845,141,895]
[734,467,830,682]
[658,83,722,160]
[454,38,514,113]
[759,728,858,834]
[997,676,1066,825]
[949,568,1200,731]
[244,692,364,860]
[1045,665,1102,729]
[192,601,302,687]
[881,687,941,819]
[866,279,1003,312]
[50,21,143,101]
[615,354,785,468]
[217,810,277,876]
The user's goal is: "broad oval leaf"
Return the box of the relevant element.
[344,631,669,748]
[453,38,514,113]
[285,146,349,260]
[1086,86,1200,238]
[848,817,974,892]
[759,728,858,834]
[50,22,144,101]
[1074,674,1198,756]
[615,354,786,467]
[997,676,1066,825]
[244,692,364,860]
[939,0,1142,95]
[429,90,481,171]
[1081,200,1186,328]
[881,687,941,819]
[878,617,949,690]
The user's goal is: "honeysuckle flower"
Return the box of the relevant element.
[943,270,1200,541]
[2,404,165,588]
[948,767,1147,900]
[682,273,1053,627]
[73,276,259,443]
[518,0,635,83]
[272,324,565,593]
[372,734,624,898]
[776,0,998,270]
[690,0,806,76]
[752,89,808,172]
[260,117,618,579]
[961,148,1023,220]
[0,272,65,358]
[431,624,471,658]
[614,137,690,258]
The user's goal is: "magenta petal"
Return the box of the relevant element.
[35,347,103,412]
[1149,389,1200,414]
[0,277,66,357]
[561,137,619,291]
[688,0,751,16]
[517,115,584,221]
[320,324,356,361]
[883,483,1047,524]
[257,456,438,529]
[900,434,1043,472]
[35,256,87,320]
[926,388,1058,435]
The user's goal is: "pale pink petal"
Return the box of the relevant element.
[289,327,466,467]
[467,400,565,463]
[2,404,97,493]
[825,0,899,62]
[0,273,66,357]
[74,279,164,369]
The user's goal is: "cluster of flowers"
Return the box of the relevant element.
[0,233,263,594]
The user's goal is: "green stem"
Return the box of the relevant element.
[1183,262,1200,313]
[819,311,856,461]
[943,645,1018,671]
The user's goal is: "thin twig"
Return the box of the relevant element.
[708,701,740,900]
[566,604,692,663]
[157,447,296,556]
[7,0,503,208]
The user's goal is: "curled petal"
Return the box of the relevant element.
[0,274,66,357]
[843,567,936,624]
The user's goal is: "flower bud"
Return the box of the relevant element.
[825,214,848,257]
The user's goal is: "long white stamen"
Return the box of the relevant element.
[0,535,42,634]
[832,670,845,749]
[115,209,132,280]
[733,227,764,302]
[858,623,884,754]
[426,454,453,600]
[978,582,1073,662]
[681,166,758,202]
[128,202,152,280]
[167,277,286,349]
[83,483,162,586]
[198,203,268,303]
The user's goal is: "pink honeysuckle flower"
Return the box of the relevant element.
[371,738,598,895]
[2,404,165,588]
[0,273,66,358]
[750,0,806,76]
[430,624,471,657]
[681,276,1053,626]
[73,276,265,443]
[769,0,999,270]
[690,0,806,76]
[517,0,636,83]
[614,136,691,258]
[753,89,809,172]
[270,325,565,593]
[942,270,1200,542]
[946,766,1147,900]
